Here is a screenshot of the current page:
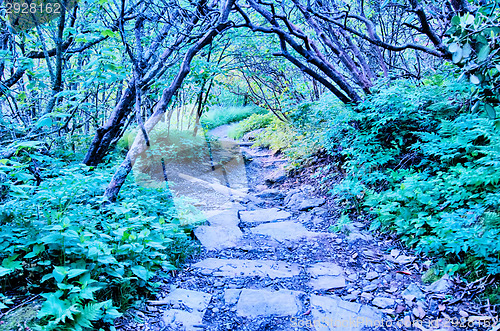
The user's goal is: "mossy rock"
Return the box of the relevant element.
[421,267,440,284]
[0,302,39,331]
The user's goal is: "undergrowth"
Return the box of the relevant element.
[200,106,265,130]
[227,113,274,139]
[0,147,203,330]
[258,75,500,279]
[321,76,500,277]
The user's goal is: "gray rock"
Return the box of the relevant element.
[206,209,240,227]
[372,297,395,309]
[163,309,204,330]
[363,284,378,292]
[194,225,243,250]
[298,213,313,223]
[342,294,358,302]
[297,198,326,211]
[224,289,242,305]
[193,258,300,279]
[264,169,287,185]
[310,295,382,331]
[365,271,379,281]
[284,189,301,204]
[425,274,452,293]
[160,290,212,328]
[402,284,425,300]
[308,262,343,277]
[255,189,285,200]
[310,275,346,290]
[311,207,328,216]
[285,191,326,211]
[250,221,314,242]
[236,289,303,318]
[239,208,291,224]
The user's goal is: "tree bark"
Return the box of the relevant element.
[83,85,135,166]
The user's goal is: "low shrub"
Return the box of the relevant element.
[321,76,500,277]
[227,113,274,139]
[200,106,266,130]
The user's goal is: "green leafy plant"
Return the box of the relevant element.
[0,157,203,329]
[316,76,500,277]
[446,3,500,118]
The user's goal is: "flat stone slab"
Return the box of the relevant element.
[193,258,300,279]
[310,295,382,331]
[161,289,212,312]
[308,262,343,277]
[161,289,212,329]
[285,191,325,211]
[224,289,243,305]
[239,208,291,225]
[163,309,204,330]
[205,209,240,227]
[194,225,243,250]
[234,289,303,318]
[310,275,346,290]
[250,221,314,242]
[255,189,285,200]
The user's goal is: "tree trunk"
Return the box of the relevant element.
[83,85,135,166]
[104,1,235,201]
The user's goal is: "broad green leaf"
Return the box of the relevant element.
[470,74,480,85]
[484,103,496,119]
[131,265,152,281]
[2,255,22,271]
[67,269,88,279]
[477,44,490,62]
[53,266,69,283]
[38,292,69,319]
[97,255,118,265]
[25,244,46,259]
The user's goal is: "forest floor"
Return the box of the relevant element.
[117,125,494,331]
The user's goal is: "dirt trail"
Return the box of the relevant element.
[119,126,461,331]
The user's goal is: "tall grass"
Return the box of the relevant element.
[200,106,266,130]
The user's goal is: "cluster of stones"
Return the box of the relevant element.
[154,183,391,330]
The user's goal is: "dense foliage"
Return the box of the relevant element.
[0,148,202,329]
[246,75,500,280]
[2,0,500,327]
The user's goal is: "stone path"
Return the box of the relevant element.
[155,185,393,331]
[149,133,389,330]
[128,127,459,331]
